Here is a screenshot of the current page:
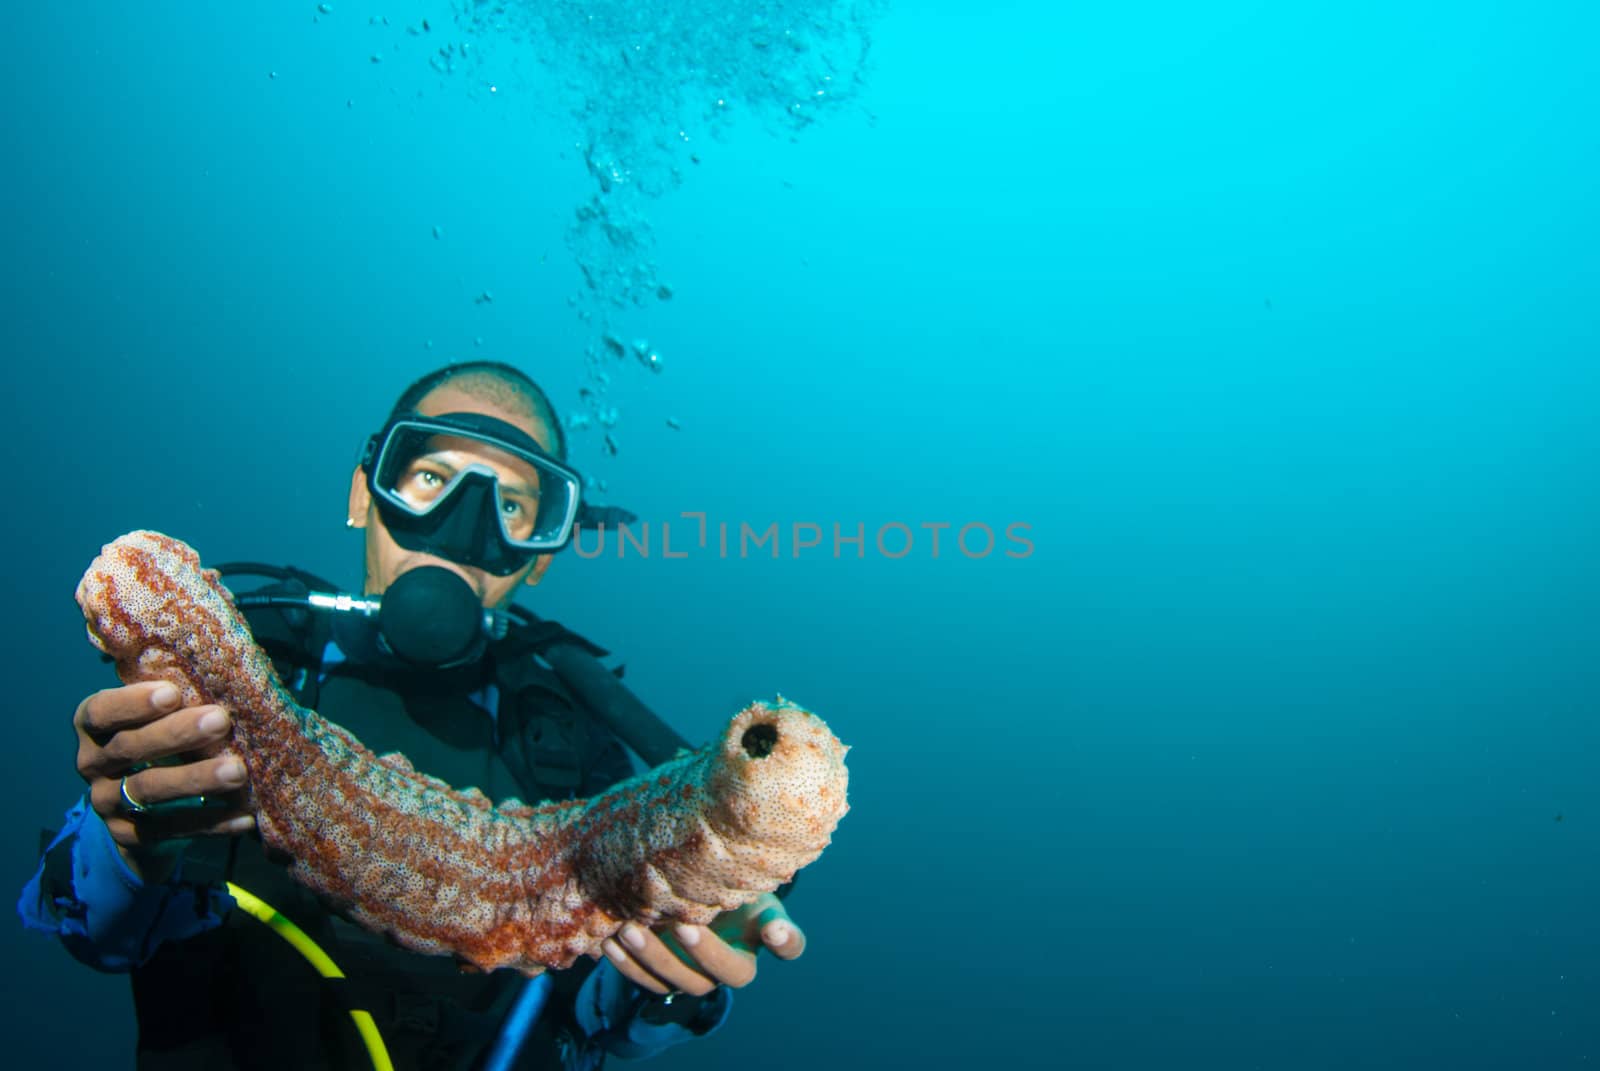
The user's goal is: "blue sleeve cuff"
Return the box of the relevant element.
[17,797,232,972]
[574,958,733,1059]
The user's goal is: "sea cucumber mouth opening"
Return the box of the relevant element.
[741,722,779,758]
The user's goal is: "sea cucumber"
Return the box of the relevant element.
[76,531,849,975]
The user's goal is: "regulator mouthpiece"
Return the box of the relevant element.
[378,566,487,668]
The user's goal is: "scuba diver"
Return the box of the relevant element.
[19,360,806,1070]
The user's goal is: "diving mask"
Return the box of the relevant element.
[360,411,583,576]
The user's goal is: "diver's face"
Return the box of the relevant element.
[348,383,558,608]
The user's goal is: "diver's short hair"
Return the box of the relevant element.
[389,360,568,459]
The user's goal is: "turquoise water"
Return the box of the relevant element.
[5,2,1597,1067]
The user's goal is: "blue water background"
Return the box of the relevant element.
[4,2,1597,1068]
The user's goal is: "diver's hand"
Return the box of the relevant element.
[598,893,805,998]
[74,680,255,875]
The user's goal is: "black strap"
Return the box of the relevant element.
[576,503,638,530]
[492,618,609,663]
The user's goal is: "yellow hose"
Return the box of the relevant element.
[224,881,394,1071]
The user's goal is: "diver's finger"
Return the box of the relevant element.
[600,937,673,995]
[84,706,233,779]
[76,682,183,742]
[671,923,758,988]
[613,923,718,997]
[704,892,784,956]
[758,909,807,961]
[103,808,255,850]
[112,754,249,810]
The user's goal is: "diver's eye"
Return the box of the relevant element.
[499,497,538,539]
[396,466,450,507]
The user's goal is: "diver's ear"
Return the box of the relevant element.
[522,554,554,588]
[347,467,371,529]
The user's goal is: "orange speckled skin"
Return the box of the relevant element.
[76,531,850,975]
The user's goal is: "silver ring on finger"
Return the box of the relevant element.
[119,775,152,815]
